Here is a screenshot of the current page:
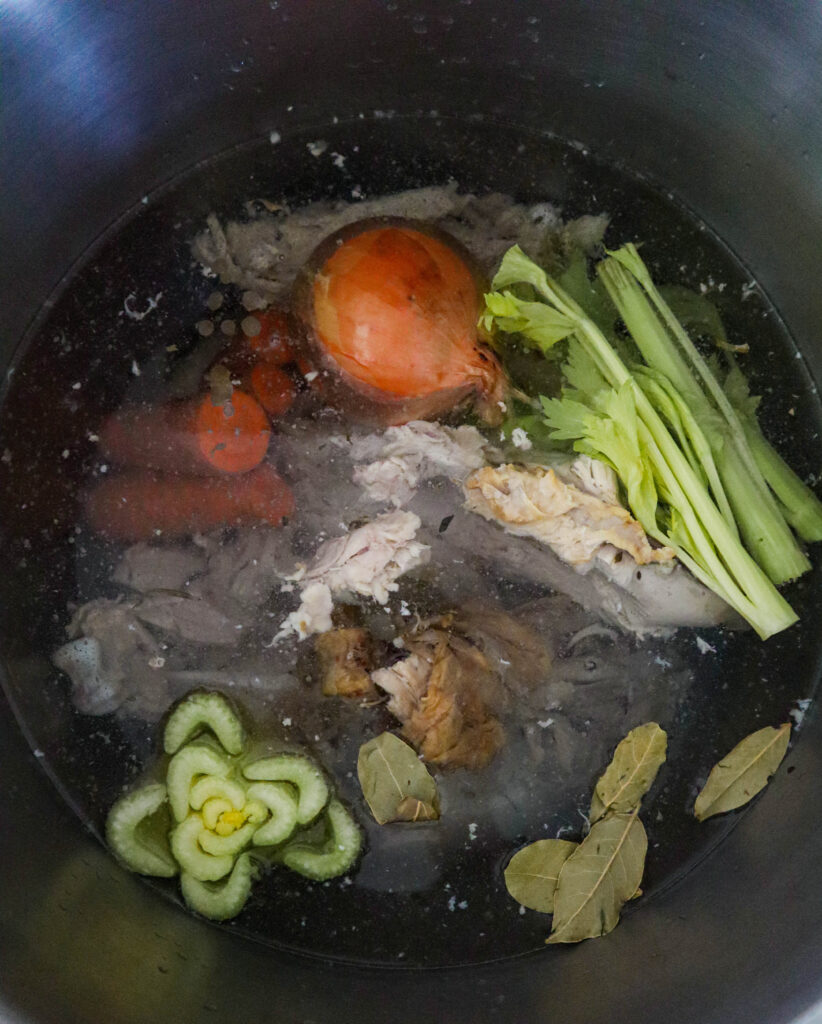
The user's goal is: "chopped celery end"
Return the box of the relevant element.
[243,754,329,825]
[199,819,260,858]
[170,814,234,882]
[201,798,234,831]
[106,783,177,878]
[166,743,230,822]
[246,781,299,847]
[281,799,363,881]
[180,854,257,921]
[164,690,245,757]
[188,775,247,813]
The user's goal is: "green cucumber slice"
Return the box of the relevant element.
[105,783,177,878]
[188,776,247,812]
[281,799,362,881]
[180,853,257,921]
[246,782,299,847]
[167,744,230,822]
[164,691,245,756]
[170,814,233,881]
[243,754,329,825]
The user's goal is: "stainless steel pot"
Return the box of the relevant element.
[3,2,822,1021]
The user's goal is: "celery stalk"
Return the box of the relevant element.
[486,246,799,640]
[744,427,822,542]
[597,253,809,585]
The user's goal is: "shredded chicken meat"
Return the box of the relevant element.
[464,463,675,569]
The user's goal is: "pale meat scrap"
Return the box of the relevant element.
[350,420,487,506]
[464,464,675,569]
[278,511,430,640]
[292,510,430,604]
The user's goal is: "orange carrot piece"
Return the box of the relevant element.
[84,464,294,542]
[99,392,270,476]
[248,309,296,366]
[249,363,296,418]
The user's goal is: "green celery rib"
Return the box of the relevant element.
[743,426,822,542]
[597,254,809,585]
[486,247,798,639]
[633,366,738,536]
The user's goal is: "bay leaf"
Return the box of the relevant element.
[503,839,577,913]
[693,722,791,821]
[395,797,439,822]
[590,722,667,823]
[357,732,440,825]
[547,812,647,944]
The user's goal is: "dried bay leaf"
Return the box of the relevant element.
[590,722,667,823]
[503,839,577,913]
[694,722,791,821]
[395,797,439,822]
[357,732,440,825]
[547,812,647,944]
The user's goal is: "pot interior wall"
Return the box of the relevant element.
[3,2,822,1022]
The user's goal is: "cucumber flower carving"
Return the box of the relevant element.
[105,690,362,920]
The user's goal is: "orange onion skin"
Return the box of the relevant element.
[292,218,506,426]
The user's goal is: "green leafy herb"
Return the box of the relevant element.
[547,812,647,944]
[503,839,577,912]
[694,722,791,821]
[590,722,667,823]
[357,732,440,825]
[482,245,801,640]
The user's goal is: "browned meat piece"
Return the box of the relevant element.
[372,606,549,770]
[315,628,378,698]
[400,641,505,771]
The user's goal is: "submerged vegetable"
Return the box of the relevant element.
[164,690,246,756]
[280,798,363,881]
[105,783,177,878]
[294,219,507,425]
[243,754,329,825]
[482,245,803,639]
[84,463,295,541]
[597,245,812,585]
[105,690,361,920]
[180,853,257,921]
[99,392,271,476]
